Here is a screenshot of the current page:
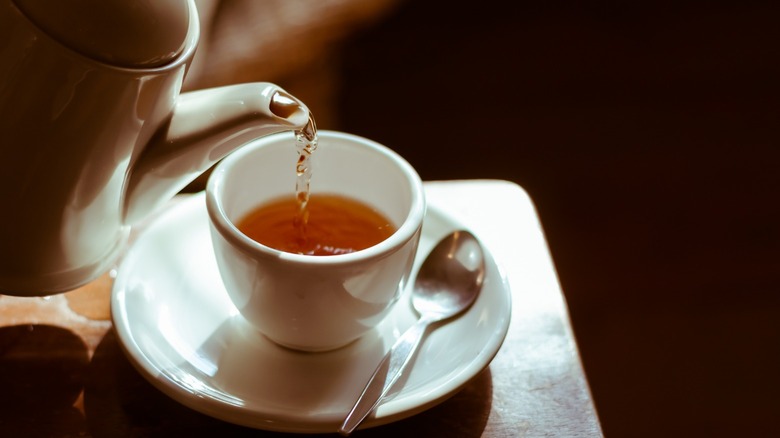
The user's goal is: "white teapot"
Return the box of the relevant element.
[0,0,310,295]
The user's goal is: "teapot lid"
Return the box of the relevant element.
[13,0,191,68]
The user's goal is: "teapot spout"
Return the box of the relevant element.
[123,82,309,224]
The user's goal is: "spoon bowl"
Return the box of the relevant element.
[339,230,485,435]
[412,230,485,319]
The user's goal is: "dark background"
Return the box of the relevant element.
[333,1,780,436]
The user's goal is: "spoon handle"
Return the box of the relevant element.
[338,317,433,435]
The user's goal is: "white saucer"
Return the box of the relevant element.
[111,193,511,433]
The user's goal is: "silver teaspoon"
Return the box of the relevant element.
[338,230,486,435]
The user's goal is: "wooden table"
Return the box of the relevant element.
[0,180,602,437]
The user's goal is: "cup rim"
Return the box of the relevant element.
[206,130,425,266]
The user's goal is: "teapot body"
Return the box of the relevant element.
[0,0,200,294]
[0,1,309,296]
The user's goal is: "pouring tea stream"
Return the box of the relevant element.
[0,0,310,295]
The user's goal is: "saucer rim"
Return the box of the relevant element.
[111,192,512,433]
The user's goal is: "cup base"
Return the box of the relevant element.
[263,332,362,353]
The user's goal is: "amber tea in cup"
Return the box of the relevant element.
[206,130,425,351]
[237,194,396,256]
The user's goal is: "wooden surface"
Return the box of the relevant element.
[0,181,602,437]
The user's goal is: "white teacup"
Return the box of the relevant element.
[206,131,425,351]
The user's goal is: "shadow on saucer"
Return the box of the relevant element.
[84,329,265,437]
[84,328,492,437]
